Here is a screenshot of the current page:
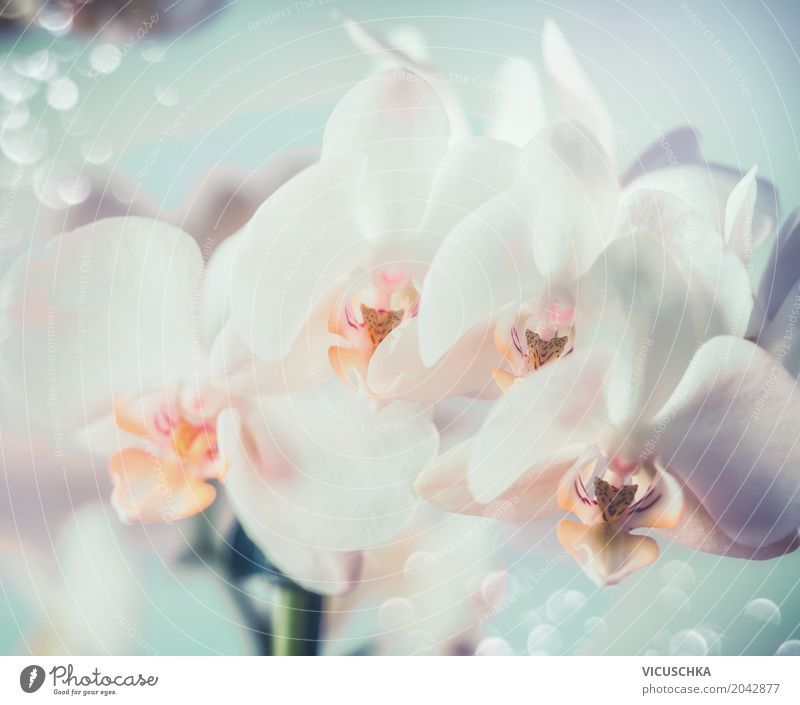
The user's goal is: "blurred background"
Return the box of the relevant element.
[1,0,799,656]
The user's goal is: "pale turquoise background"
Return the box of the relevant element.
[2,0,800,656]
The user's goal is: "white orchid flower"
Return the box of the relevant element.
[418,118,620,395]
[412,12,777,395]
[415,187,800,585]
[0,215,438,595]
[212,67,537,404]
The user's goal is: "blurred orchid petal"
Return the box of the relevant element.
[724,165,759,263]
[419,137,522,238]
[217,389,439,592]
[108,447,218,524]
[625,162,779,252]
[542,19,617,164]
[752,208,800,330]
[338,13,471,141]
[620,126,703,185]
[368,317,502,403]
[758,280,800,378]
[521,120,620,281]
[321,68,451,236]
[658,487,800,560]
[0,217,202,427]
[484,57,546,147]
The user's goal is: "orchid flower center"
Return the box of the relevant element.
[109,391,225,524]
[329,269,415,345]
[557,456,683,586]
[115,397,220,465]
[571,459,662,529]
[328,267,420,389]
[522,328,569,370]
[593,477,638,524]
[348,270,419,349]
[358,303,406,349]
[169,415,218,463]
[493,290,575,391]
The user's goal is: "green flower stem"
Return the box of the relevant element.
[272,582,324,656]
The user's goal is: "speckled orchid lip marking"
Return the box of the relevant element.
[360,303,405,348]
[525,329,569,370]
[575,470,661,524]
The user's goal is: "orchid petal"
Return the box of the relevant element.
[174,147,318,252]
[433,396,494,453]
[520,120,619,280]
[201,230,240,347]
[209,302,334,396]
[617,189,753,338]
[724,165,758,264]
[484,57,546,148]
[652,336,800,548]
[468,350,611,503]
[753,208,800,328]
[217,388,438,554]
[321,68,451,235]
[368,316,502,403]
[338,14,471,141]
[758,278,800,379]
[228,153,366,363]
[415,439,570,522]
[624,163,779,251]
[419,137,522,238]
[577,194,752,424]
[0,217,202,428]
[108,448,216,524]
[542,19,616,164]
[658,487,799,560]
[620,126,702,185]
[418,191,539,367]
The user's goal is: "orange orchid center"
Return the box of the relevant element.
[109,396,224,525]
[170,416,218,463]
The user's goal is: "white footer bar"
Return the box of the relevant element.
[1,656,798,703]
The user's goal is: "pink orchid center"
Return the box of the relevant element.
[494,291,575,389]
[118,399,220,466]
[169,415,219,464]
[339,269,420,353]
